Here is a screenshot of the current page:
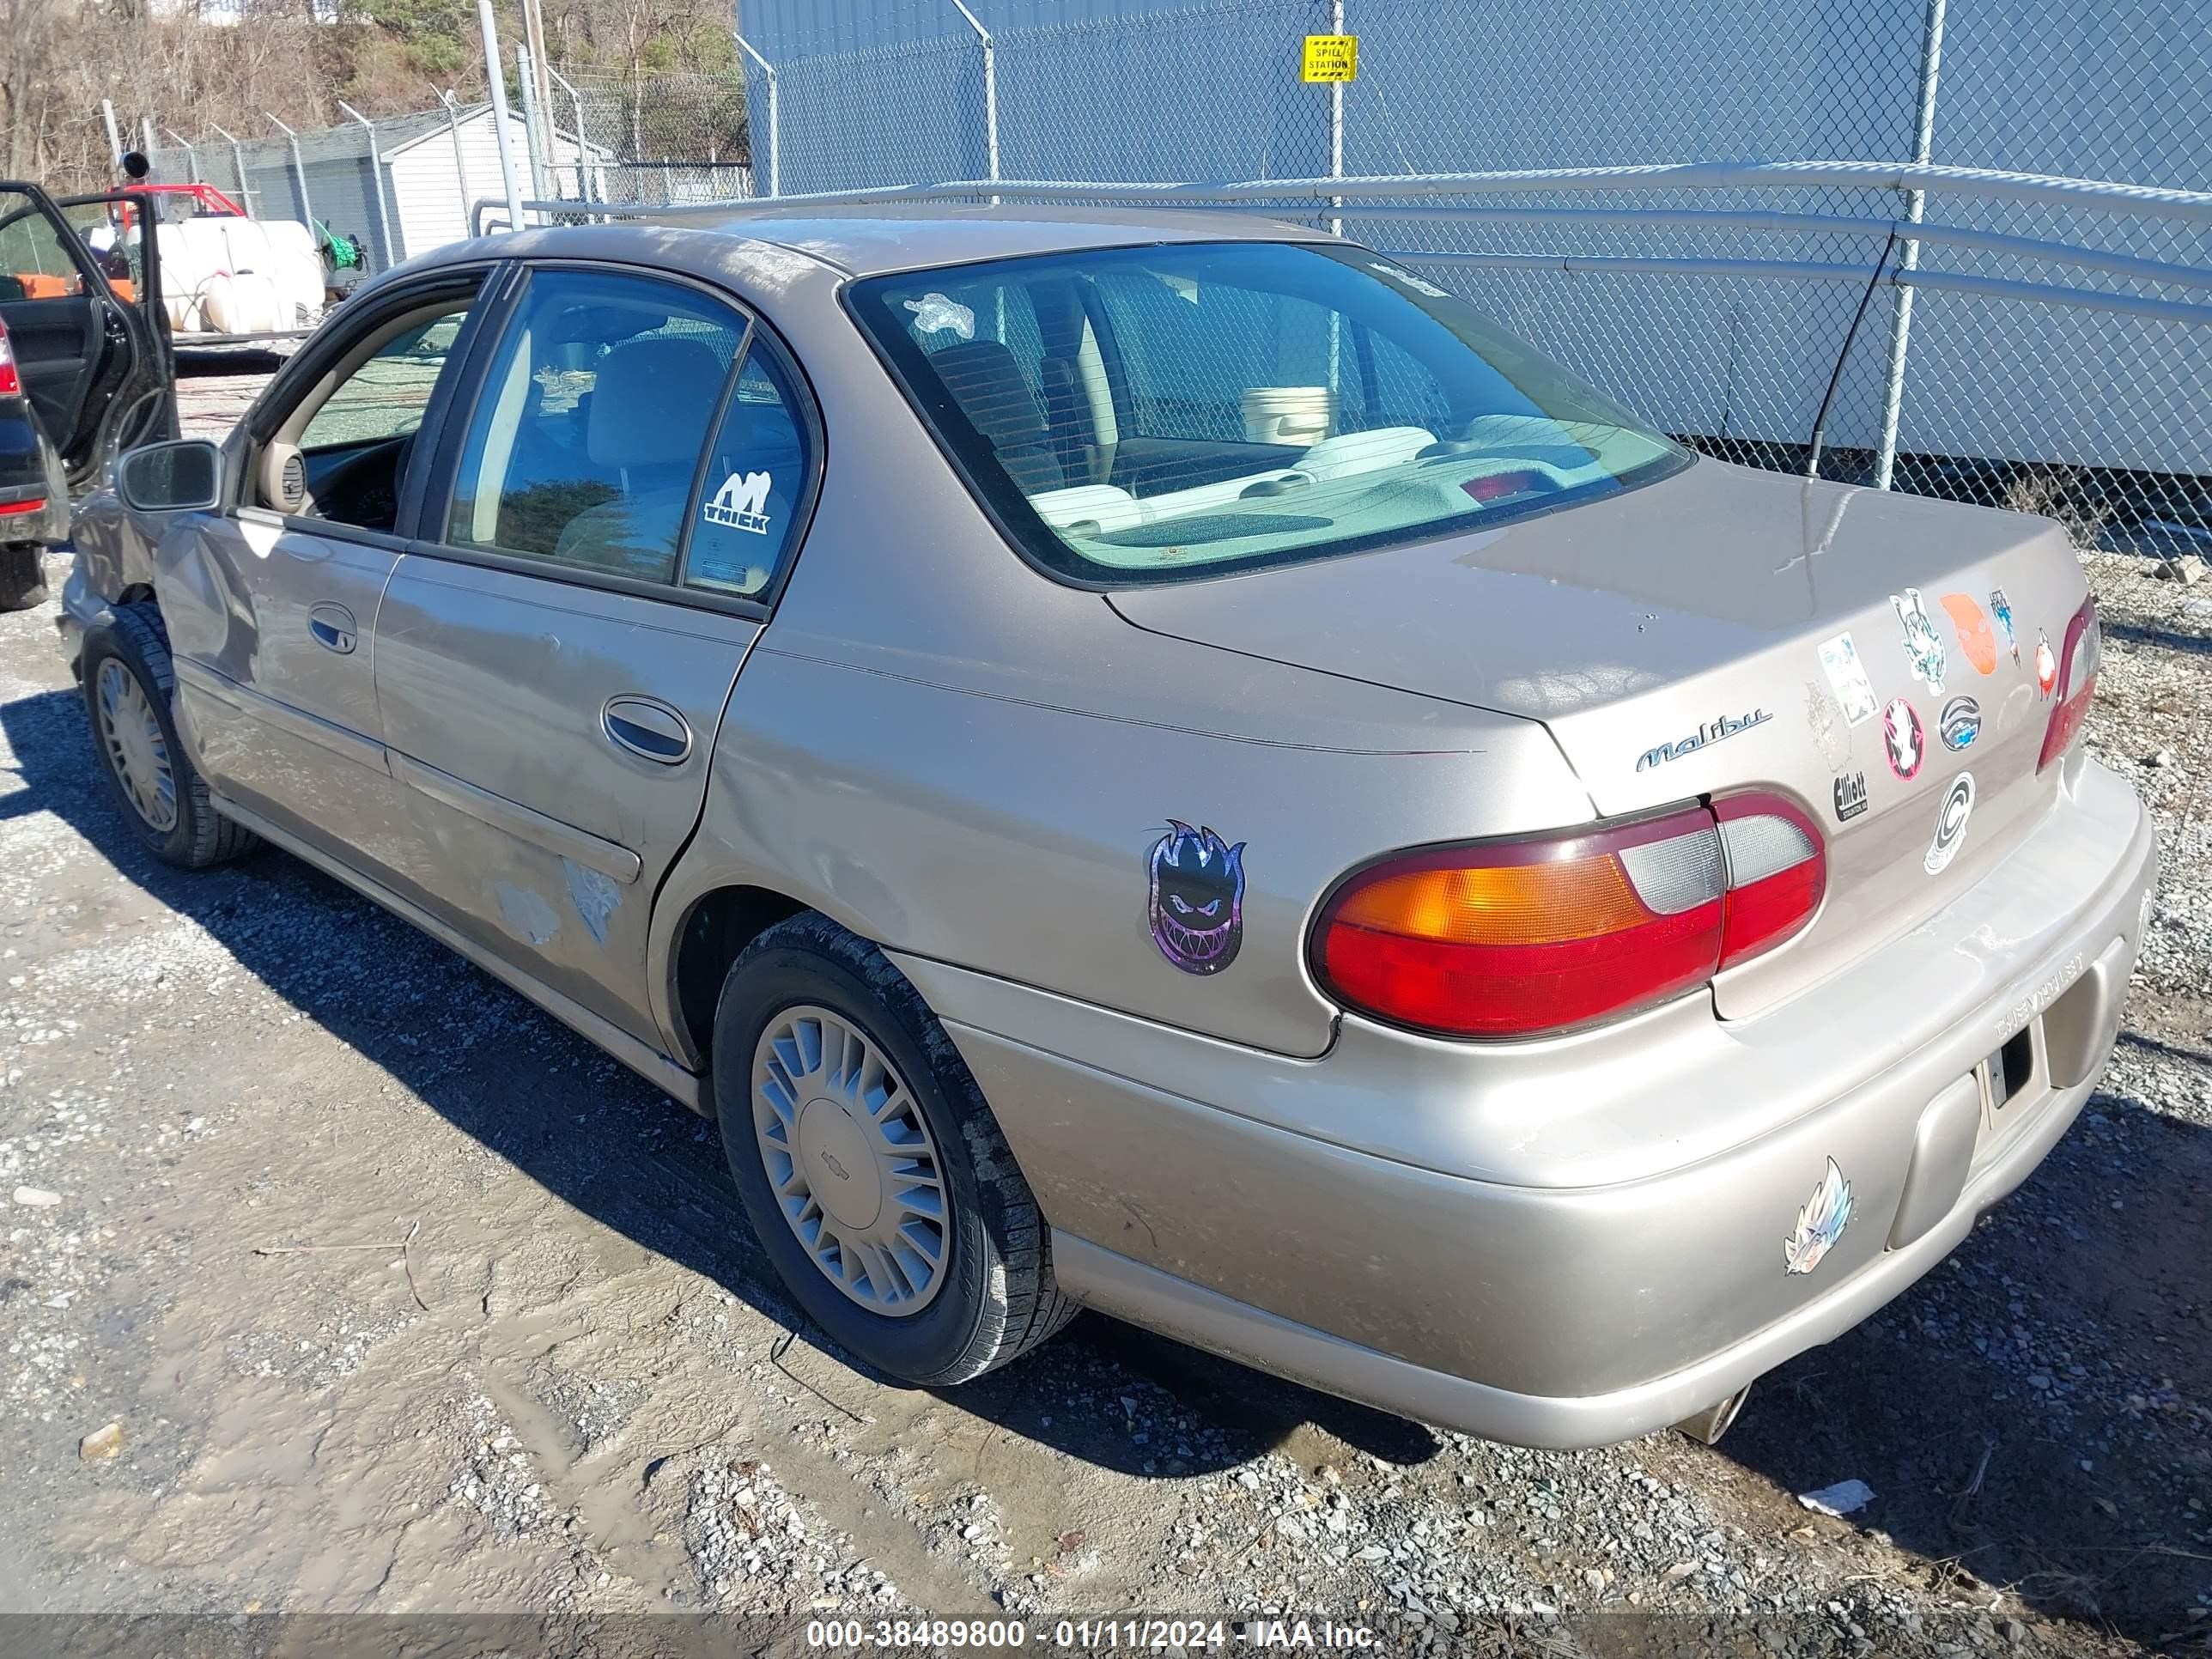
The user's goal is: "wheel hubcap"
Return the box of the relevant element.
[752,1005,949,1316]
[94,659,177,833]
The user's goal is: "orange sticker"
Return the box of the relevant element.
[1941,593,1997,675]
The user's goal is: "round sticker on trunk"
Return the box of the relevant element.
[1881,696,1924,780]
[1924,772,1976,875]
[1939,695,1981,750]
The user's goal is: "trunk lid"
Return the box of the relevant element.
[1108,459,2089,1019]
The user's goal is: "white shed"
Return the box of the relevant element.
[383,102,611,256]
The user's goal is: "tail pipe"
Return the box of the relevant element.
[1672,1382,1753,1446]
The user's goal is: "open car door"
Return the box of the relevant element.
[0,179,173,492]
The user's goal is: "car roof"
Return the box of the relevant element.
[630,201,1330,278]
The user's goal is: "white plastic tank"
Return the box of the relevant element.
[201,270,286,337]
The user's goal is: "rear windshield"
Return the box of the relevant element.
[848,240,1687,585]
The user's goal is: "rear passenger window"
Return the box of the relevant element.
[685,339,812,599]
[442,268,745,581]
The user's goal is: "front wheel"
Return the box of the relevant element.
[81,602,257,868]
[712,914,1078,1386]
[0,542,46,611]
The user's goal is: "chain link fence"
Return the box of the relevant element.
[120,0,2212,553]
[720,0,2212,557]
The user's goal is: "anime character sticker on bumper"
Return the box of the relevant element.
[1784,1158,1856,1275]
[1892,587,1949,694]
[1148,822,1246,975]
[2035,629,2058,697]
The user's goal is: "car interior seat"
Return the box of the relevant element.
[550,334,726,576]
[929,340,1064,495]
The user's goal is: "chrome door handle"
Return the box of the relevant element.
[307,601,358,653]
[602,695,693,764]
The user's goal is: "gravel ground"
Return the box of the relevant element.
[1,386,2207,1656]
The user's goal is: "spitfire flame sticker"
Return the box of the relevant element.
[2035,629,2058,697]
[1881,696,1924,781]
[1892,587,1948,695]
[1148,822,1245,975]
[1924,771,1977,875]
[1784,1157,1855,1275]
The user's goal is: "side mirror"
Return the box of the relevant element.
[116,440,222,514]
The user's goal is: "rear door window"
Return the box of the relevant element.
[442,268,748,583]
[684,337,814,599]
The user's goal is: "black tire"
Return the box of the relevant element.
[0,542,46,612]
[712,913,1078,1386]
[81,601,258,868]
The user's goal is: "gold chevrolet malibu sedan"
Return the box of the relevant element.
[58,205,2153,1448]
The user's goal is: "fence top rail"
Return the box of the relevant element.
[544,160,2212,224]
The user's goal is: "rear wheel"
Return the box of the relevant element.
[81,601,256,868]
[0,542,46,611]
[712,914,1078,1385]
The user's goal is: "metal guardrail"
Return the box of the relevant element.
[467,160,2212,547]
[470,162,2212,331]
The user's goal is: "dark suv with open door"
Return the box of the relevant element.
[0,173,173,608]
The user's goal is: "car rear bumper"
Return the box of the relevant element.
[894,755,2155,1449]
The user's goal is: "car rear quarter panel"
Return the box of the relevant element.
[643,245,1598,1058]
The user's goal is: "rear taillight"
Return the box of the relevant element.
[0,317,19,398]
[2037,595,2100,773]
[1313,793,1825,1039]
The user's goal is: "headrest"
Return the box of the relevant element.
[931,340,1048,448]
[587,337,726,468]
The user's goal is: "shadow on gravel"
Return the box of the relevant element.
[1715,1080,2211,1647]
[2104,618,2212,659]
[2,684,1438,1483]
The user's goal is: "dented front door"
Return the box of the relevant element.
[371,558,759,1045]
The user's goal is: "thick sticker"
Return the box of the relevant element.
[1816,631,1879,726]
[903,292,975,338]
[1939,695,1981,751]
[2034,629,2058,697]
[1881,696,1924,781]
[1891,587,1948,694]
[1924,771,1976,874]
[1941,593,1998,675]
[1148,821,1245,975]
[1832,769,1869,823]
[1990,586,2020,665]
[1784,1157,1855,1275]
[704,471,774,536]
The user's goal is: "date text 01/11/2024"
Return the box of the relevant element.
[803,1618,1382,1650]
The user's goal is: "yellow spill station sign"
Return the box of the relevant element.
[1302,33,1358,82]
